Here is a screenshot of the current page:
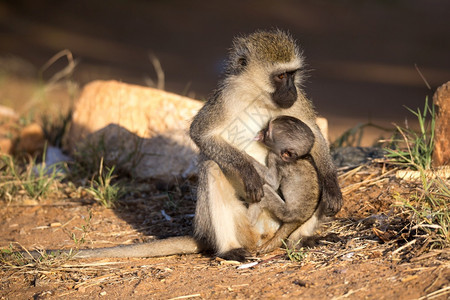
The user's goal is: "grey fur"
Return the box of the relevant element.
[250,116,321,253]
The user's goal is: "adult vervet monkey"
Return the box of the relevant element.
[190,29,342,261]
[20,30,341,261]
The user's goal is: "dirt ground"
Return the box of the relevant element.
[1,164,449,300]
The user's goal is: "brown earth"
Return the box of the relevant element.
[1,165,449,300]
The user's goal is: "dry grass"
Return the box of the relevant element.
[0,163,449,299]
[2,163,447,268]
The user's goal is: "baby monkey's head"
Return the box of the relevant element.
[256,116,315,163]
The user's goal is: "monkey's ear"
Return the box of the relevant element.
[281,149,297,163]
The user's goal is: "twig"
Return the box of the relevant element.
[338,165,363,181]
[341,168,396,195]
[238,261,258,269]
[148,53,165,90]
[332,287,366,299]
[396,166,450,180]
[410,250,444,262]
[168,294,201,300]
[161,209,172,221]
[418,285,450,300]
[425,267,446,293]
[414,64,431,90]
[392,239,417,255]
[40,49,77,89]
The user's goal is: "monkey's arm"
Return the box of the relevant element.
[190,102,264,202]
[310,128,342,216]
[249,155,279,189]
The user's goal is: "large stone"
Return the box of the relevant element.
[15,123,46,157]
[0,105,18,119]
[0,138,13,154]
[65,80,202,179]
[0,105,18,155]
[432,81,450,167]
[65,80,203,149]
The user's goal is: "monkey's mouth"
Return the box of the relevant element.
[272,95,297,109]
[254,130,264,141]
[271,88,297,109]
[277,98,296,109]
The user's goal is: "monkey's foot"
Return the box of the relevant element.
[296,233,342,248]
[258,239,283,255]
[219,248,250,262]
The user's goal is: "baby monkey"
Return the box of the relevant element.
[250,115,321,253]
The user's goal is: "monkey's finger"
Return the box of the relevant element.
[245,184,264,203]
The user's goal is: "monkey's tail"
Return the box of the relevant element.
[19,236,202,259]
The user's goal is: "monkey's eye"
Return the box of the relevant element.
[238,57,247,67]
[281,150,292,159]
[277,73,286,80]
[281,149,297,162]
[285,150,292,157]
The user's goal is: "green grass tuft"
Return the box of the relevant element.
[394,174,450,247]
[0,151,61,201]
[384,96,435,170]
[282,239,307,262]
[385,96,449,247]
[85,158,125,208]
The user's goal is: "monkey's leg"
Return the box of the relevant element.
[260,184,317,224]
[260,209,323,254]
[256,185,310,254]
[257,180,319,254]
[286,210,321,247]
[194,160,256,261]
[259,208,324,254]
[258,222,299,254]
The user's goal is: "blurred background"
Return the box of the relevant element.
[1,0,449,145]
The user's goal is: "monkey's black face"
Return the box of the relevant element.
[271,70,298,109]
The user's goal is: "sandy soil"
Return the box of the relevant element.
[1,165,449,299]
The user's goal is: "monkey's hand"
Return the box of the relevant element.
[240,163,265,203]
[320,174,343,216]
